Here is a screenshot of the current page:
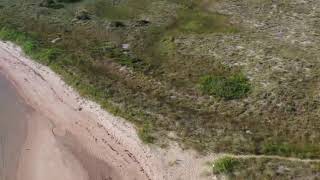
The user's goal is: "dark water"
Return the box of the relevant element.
[0,74,29,180]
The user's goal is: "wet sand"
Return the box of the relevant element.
[0,74,29,180]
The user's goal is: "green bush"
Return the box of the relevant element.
[200,74,250,100]
[0,27,37,54]
[212,156,239,174]
[0,27,61,64]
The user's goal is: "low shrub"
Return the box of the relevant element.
[212,156,239,174]
[200,74,250,100]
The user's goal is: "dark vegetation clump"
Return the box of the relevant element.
[201,74,250,100]
[75,9,91,20]
[212,156,239,174]
[39,0,64,9]
[134,20,151,27]
[109,21,126,28]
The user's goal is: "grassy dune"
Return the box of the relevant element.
[1,0,320,178]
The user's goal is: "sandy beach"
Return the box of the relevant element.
[0,40,216,180]
[0,73,29,180]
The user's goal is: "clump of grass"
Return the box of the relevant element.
[157,35,176,56]
[200,74,250,100]
[35,48,62,65]
[138,121,155,143]
[0,27,61,65]
[212,156,239,174]
[0,27,37,54]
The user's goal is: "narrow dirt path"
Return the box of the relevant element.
[221,154,320,163]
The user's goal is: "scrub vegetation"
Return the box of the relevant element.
[200,74,250,100]
[212,156,320,180]
[212,156,239,174]
[1,0,320,178]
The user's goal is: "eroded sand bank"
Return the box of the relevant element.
[0,41,216,180]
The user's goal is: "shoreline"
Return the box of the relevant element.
[0,73,29,180]
[0,40,215,180]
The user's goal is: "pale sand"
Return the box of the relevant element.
[0,73,29,180]
[0,41,216,180]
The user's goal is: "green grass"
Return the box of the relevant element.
[0,27,62,65]
[0,27,37,54]
[35,48,62,65]
[212,157,320,180]
[200,74,251,100]
[212,156,239,174]
[174,10,238,34]
[147,6,238,59]
[90,0,152,20]
[262,143,320,159]
[157,35,176,56]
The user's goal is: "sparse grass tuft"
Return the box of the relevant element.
[212,156,239,174]
[200,74,250,100]
[138,122,155,143]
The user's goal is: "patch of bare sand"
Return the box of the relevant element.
[16,113,90,180]
[0,41,217,180]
